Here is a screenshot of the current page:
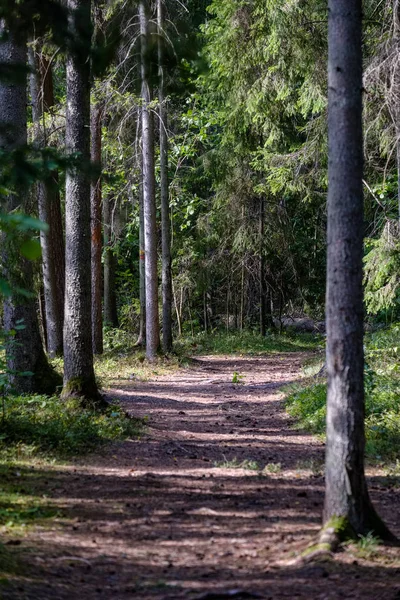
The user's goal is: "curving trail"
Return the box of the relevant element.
[2,353,400,599]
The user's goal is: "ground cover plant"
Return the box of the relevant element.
[175,330,323,356]
[285,325,400,461]
[0,395,143,459]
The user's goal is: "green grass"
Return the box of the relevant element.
[214,457,261,470]
[175,330,322,356]
[354,532,381,559]
[0,395,143,460]
[263,462,282,474]
[285,324,400,461]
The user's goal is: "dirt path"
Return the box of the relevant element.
[2,353,400,599]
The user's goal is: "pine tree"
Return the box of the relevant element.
[0,26,61,395]
[62,0,102,403]
[323,0,395,544]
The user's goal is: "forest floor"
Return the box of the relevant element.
[1,351,400,600]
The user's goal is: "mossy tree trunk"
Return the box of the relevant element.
[324,0,395,543]
[62,0,101,404]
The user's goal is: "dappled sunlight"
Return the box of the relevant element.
[1,353,399,599]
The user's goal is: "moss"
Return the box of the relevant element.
[301,542,332,557]
[322,516,355,540]
[61,376,107,409]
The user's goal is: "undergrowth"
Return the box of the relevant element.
[0,395,143,460]
[175,330,322,356]
[285,324,400,461]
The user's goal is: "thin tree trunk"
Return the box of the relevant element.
[29,47,65,357]
[172,279,182,337]
[136,140,146,346]
[103,195,119,328]
[396,130,400,223]
[324,0,394,543]
[140,0,160,360]
[158,0,173,353]
[203,290,208,333]
[91,103,104,354]
[38,286,47,351]
[226,283,230,332]
[259,196,266,337]
[240,260,245,331]
[62,0,101,403]
[0,27,61,395]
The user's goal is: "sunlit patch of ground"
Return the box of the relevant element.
[1,352,399,599]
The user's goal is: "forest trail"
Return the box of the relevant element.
[3,352,400,600]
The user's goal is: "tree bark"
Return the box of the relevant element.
[259,196,266,337]
[140,0,160,360]
[136,147,146,345]
[103,195,119,328]
[0,27,61,395]
[158,0,173,353]
[324,0,394,542]
[91,103,104,354]
[29,47,65,358]
[62,0,101,403]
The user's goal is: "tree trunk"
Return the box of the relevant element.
[136,149,146,346]
[158,0,173,353]
[240,260,245,331]
[140,0,160,360]
[91,103,104,354]
[259,196,266,337]
[103,195,119,328]
[29,47,65,358]
[62,0,101,403]
[0,28,61,395]
[324,0,394,543]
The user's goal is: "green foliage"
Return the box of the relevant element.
[232,371,244,384]
[285,325,400,460]
[364,221,400,316]
[176,330,322,356]
[353,532,381,559]
[214,457,260,471]
[0,212,47,297]
[0,395,142,459]
[263,462,281,474]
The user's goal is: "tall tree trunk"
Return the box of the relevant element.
[136,149,146,345]
[140,0,160,360]
[91,103,104,354]
[240,260,245,331]
[259,196,266,337]
[158,0,173,353]
[103,195,119,328]
[62,0,101,403]
[0,27,61,395]
[324,0,394,543]
[29,48,65,358]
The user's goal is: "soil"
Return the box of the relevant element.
[1,352,400,600]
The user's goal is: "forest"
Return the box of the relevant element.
[0,0,400,598]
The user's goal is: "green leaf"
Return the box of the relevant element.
[20,239,42,260]
[0,279,12,297]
